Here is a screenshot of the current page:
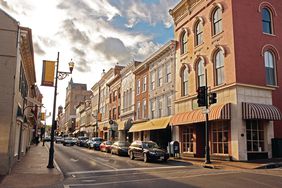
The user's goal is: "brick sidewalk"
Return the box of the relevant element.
[0,144,63,188]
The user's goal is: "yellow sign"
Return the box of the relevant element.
[41,112,46,121]
[41,60,55,86]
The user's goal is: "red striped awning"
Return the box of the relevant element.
[242,102,282,120]
[171,103,231,126]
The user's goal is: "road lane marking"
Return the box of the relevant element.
[64,171,239,187]
[67,165,189,175]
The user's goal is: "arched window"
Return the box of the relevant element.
[264,51,276,85]
[195,21,203,46]
[181,67,189,96]
[212,8,222,35]
[262,8,272,34]
[197,59,205,87]
[215,50,224,85]
[180,31,188,54]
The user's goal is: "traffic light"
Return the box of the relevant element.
[209,92,217,104]
[197,86,207,107]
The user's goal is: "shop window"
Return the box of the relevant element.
[182,127,194,152]
[246,120,265,152]
[211,122,229,154]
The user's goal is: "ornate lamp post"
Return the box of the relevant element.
[47,52,74,168]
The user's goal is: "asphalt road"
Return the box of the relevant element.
[53,143,282,188]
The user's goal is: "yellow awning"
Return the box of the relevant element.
[128,121,148,132]
[129,116,171,132]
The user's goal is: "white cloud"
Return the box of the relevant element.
[0,0,174,123]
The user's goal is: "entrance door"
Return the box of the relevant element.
[195,123,205,157]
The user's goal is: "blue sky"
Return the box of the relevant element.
[0,0,179,123]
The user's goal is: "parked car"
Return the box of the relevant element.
[89,137,103,150]
[43,136,51,142]
[128,141,169,163]
[63,137,75,146]
[100,141,113,153]
[77,136,88,147]
[55,136,64,144]
[111,141,130,156]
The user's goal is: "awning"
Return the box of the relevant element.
[242,102,282,120]
[128,116,171,132]
[171,103,231,126]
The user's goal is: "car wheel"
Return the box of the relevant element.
[144,153,149,163]
[163,158,168,162]
[130,151,134,160]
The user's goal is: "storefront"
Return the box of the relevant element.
[171,103,231,159]
[129,116,171,149]
[242,102,282,160]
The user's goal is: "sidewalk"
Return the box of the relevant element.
[172,156,282,170]
[0,144,63,188]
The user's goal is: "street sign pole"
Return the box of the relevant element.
[204,69,211,164]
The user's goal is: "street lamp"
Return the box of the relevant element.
[47,52,74,169]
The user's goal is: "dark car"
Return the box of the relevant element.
[100,141,113,153]
[89,137,103,150]
[111,141,130,156]
[63,137,75,146]
[77,136,88,147]
[128,141,169,162]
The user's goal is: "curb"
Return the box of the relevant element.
[44,145,64,181]
[255,163,282,169]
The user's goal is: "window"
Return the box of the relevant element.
[246,120,265,152]
[264,51,276,85]
[123,91,126,111]
[197,59,205,87]
[129,88,132,110]
[211,122,229,154]
[136,80,140,95]
[113,91,116,101]
[157,67,163,87]
[112,108,116,120]
[166,95,172,116]
[157,97,162,117]
[262,8,272,34]
[182,127,194,152]
[180,31,188,54]
[195,21,203,46]
[142,99,146,119]
[109,110,111,119]
[166,63,171,83]
[215,50,224,85]
[150,71,155,90]
[19,63,28,98]
[150,100,155,119]
[136,101,140,119]
[212,8,222,35]
[181,67,189,96]
[143,76,147,92]
[118,106,120,116]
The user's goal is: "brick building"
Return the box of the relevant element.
[170,0,282,160]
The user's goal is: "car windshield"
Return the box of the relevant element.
[142,142,159,149]
[93,138,103,141]
[118,142,130,147]
[106,141,112,145]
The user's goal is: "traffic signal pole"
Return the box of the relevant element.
[204,69,211,164]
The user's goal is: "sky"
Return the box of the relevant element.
[0,0,178,124]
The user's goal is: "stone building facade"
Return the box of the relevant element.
[0,9,42,174]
